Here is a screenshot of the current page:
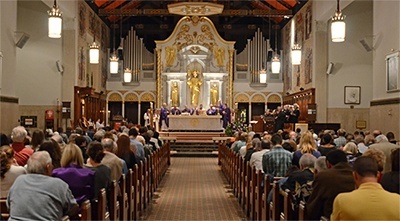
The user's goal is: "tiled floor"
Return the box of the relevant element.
[142,157,246,220]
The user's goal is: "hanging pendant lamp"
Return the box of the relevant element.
[331,0,346,42]
[110,20,119,73]
[123,68,132,83]
[271,24,281,73]
[291,44,301,65]
[48,0,62,38]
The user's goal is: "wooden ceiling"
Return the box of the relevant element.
[85,0,309,53]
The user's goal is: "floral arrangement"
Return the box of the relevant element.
[225,121,248,137]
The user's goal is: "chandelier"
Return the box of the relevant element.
[291,44,301,65]
[123,68,132,83]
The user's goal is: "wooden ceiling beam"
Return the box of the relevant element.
[99,8,292,17]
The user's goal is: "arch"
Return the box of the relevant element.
[107,91,123,102]
[124,92,139,102]
[266,93,282,103]
[234,93,250,103]
[251,93,267,103]
[140,92,156,102]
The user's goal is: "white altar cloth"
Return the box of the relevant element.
[168,115,222,131]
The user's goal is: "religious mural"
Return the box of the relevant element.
[282,0,313,93]
[78,0,109,91]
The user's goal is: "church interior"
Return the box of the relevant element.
[1,1,400,221]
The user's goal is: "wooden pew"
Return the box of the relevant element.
[244,161,251,217]
[321,216,329,221]
[97,188,110,221]
[108,180,120,220]
[118,174,128,221]
[262,175,273,221]
[254,170,263,221]
[126,169,135,221]
[138,161,144,212]
[249,166,257,220]
[279,189,294,221]
[143,158,148,209]
[298,201,307,221]
[1,198,9,220]
[80,200,92,221]
[134,165,140,220]
[269,182,280,221]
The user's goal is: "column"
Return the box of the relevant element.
[138,101,141,124]
[105,101,109,126]
[156,49,162,107]
[122,101,125,119]
[314,21,328,123]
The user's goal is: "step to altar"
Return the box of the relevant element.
[170,150,218,158]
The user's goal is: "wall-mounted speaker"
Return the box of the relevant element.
[326,62,334,75]
[15,33,30,49]
[56,60,64,73]
[360,38,373,52]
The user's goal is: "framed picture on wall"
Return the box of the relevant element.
[386,51,400,92]
[344,86,361,104]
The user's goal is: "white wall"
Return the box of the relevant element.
[16,0,62,105]
[0,0,18,97]
[327,0,373,108]
[373,0,400,100]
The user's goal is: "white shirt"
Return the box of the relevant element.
[250,149,269,173]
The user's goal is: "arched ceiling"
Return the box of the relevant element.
[85,0,309,53]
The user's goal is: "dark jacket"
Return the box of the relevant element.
[306,162,355,220]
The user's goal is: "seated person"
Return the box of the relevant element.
[331,156,400,220]
[7,151,78,220]
[53,143,95,205]
[1,146,27,198]
[306,150,355,220]
[206,104,217,115]
[181,105,190,114]
[170,105,181,115]
[380,148,399,194]
[84,142,112,200]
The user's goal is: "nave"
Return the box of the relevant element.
[142,157,246,221]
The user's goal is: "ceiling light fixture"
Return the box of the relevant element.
[89,15,99,64]
[271,24,281,74]
[291,44,301,65]
[48,0,62,38]
[123,68,132,83]
[110,19,119,74]
[331,0,346,42]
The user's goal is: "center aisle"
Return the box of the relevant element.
[143,157,246,220]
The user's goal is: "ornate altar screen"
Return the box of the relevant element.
[155,16,235,109]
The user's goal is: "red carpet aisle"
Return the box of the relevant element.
[143,157,246,220]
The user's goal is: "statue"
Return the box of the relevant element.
[210,83,219,106]
[187,70,202,105]
[214,47,225,67]
[165,46,176,67]
[171,81,180,106]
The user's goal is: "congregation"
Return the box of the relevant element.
[1,120,399,220]
[226,127,400,220]
[1,124,164,220]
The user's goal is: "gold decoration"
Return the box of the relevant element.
[190,46,201,54]
[125,93,138,102]
[214,46,225,67]
[187,69,203,105]
[156,49,162,107]
[141,93,155,102]
[267,94,282,103]
[167,2,224,17]
[210,83,219,106]
[235,94,250,103]
[108,93,122,102]
[165,46,176,67]
[252,94,265,103]
[190,119,200,127]
[228,49,234,107]
[171,81,180,106]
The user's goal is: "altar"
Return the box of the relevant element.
[168,115,223,131]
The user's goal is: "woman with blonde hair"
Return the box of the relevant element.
[292,131,321,167]
[52,143,94,205]
[343,142,361,166]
